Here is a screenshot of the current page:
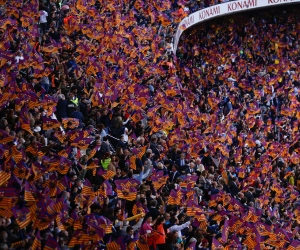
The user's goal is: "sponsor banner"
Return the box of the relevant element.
[173,0,300,53]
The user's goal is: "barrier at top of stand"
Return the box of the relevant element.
[173,0,300,54]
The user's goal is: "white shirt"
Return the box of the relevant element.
[197,164,205,173]
[15,56,24,63]
[40,11,48,23]
[168,221,190,239]
[133,167,152,183]
[166,43,174,52]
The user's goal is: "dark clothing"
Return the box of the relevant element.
[210,188,220,195]
[150,142,160,157]
[175,159,187,173]
[55,99,68,121]
[244,191,255,204]
[169,171,180,183]
[148,207,161,221]
[185,167,196,175]
[79,102,89,118]
[94,141,110,159]
[229,181,240,196]
[99,114,111,128]
[116,140,127,150]
[67,100,77,116]
[70,110,84,127]
[116,126,126,138]
[49,30,60,41]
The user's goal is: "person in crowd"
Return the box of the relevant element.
[153,216,166,249]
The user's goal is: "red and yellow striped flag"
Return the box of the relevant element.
[62,118,79,129]
[0,129,14,144]
[136,238,149,250]
[32,230,41,250]
[137,145,147,159]
[102,170,116,180]
[13,207,33,229]
[106,241,120,250]
[0,208,13,218]
[25,144,38,156]
[82,179,94,196]
[129,155,137,170]
[0,171,10,186]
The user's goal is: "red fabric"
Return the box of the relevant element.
[77,149,81,159]
[154,224,166,245]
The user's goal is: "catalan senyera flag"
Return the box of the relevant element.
[32,230,42,250]
[167,189,181,206]
[44,235,60,250]
[57,156,73,175]
[24,181,37,202]
[58,146,72,158]
[132,202,146,216]
[129,155,137,170]
[97,216,113,234]
[82,179,94,196]
[115,180,137,201]
[286,240,300,250]
[97,168,116,180]
[86,158,100,170]
[43,156,60,172]
[71,137,94,150]
[220,219,229,244]
[73,217,83,230]
[47,200,63,215]
[11,145,25,164]
[243,207,260,223]
[13,160,28,179]
[12,207,33,229]
[151,175,168,190]
[116,186,137,201]
[53,131,67,143]
[131,112,141,123]
[0,129,14,144]
[192,213,207,230]
[254,222,271,237]
[186,200,202,217]
[0,171,11,186]
[42,117,61,130]
[66,210,79,227]
[106,241,121,250]
[136,145,147,159]
[0,195,17,209]
[33,210,56,231]
[68,230,81,248]
[20,117,34,135]
[221,193,232,207]
[62,117,80,129]
[0,208,13,219]
[67,130,81,142]
[179,175,198,188]
[40,44,60,54]
[95,180,113,198]
[25,144,39,156]
[136,237,149,250]
[212,238,224,250]
[11,240,27,249]
[243,233,257,249]
[88,145,100,160]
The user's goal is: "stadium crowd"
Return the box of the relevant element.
[0,0,299,250]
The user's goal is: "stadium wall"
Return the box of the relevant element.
[173,0,300,53]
